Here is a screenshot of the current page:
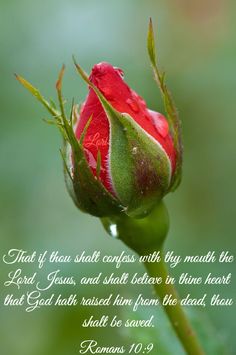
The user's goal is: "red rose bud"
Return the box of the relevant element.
[75,62,176,194]
[16,20,182,219]
[71,57,181,218]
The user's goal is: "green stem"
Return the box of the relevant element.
[101,202,205,354]
[144,253,205,355]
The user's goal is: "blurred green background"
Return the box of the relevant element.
[1,0,235,354]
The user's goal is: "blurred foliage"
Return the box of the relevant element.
[0,0,235,354]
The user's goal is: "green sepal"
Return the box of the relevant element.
[116,112,171,217]
[96,150,101,178]
[97,103,134,206]
[60,145,80,209]
[62,131,122,217]
[73,59,171,218]
[147,18,183,192]
[16,68,123,217]
[15,74,60,118]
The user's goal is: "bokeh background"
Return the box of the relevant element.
[1,0,235,354]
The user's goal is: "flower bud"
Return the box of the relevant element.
[72,61,178,218]
[16,20,182,219]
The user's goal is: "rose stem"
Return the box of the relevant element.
[144,254,205,355]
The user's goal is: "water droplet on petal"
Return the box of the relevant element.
[148,110,169,138]
[100,86,114,100]
[126,98,140,113]
[132,92,146,107]
[114,67,124,79]
[109,223,119,238]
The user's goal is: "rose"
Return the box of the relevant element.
[76,62,176,193]
[72,62,178,217]
[15,60,181,219]
[16,20,182,219]
[16,23,207,355]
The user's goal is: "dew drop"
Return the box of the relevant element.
[115,67,124,79]
[126,98,140,113]
[148,110,169,138]
[100,86,114,100]
[132,92,146,107]
[109,224,119,238]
